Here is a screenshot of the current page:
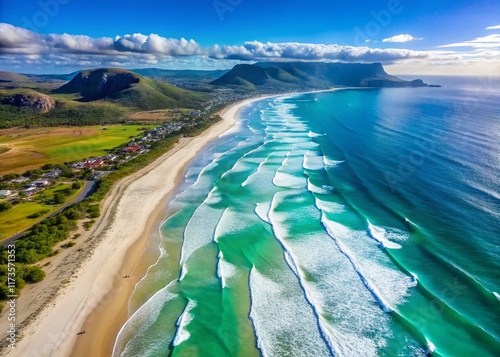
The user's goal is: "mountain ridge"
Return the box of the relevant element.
[211,62,436,90]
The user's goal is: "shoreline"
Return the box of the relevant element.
[7,97,259,357]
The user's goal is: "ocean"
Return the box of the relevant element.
[113,77,500,357]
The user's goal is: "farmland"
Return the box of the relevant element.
[0,125,153,175]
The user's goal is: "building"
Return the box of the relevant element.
[31,180,51,187]
[0,190,12,197]
[11,177,29,183]
[43,169,62,178]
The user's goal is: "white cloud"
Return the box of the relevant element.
[439,34,500,48]
[485,25,500,30]
[208,41,437,63]
[0,23,204,56]
[382,34,422,43]
[0,23,497,75]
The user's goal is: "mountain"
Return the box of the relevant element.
[0,71,38,89]
[54,68,207,110]
[1,91,56,112]
[211,62,434,90]
[0,72,31,83]
[131,68,229,91]
[131,68,227,80]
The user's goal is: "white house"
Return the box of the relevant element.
[0,190,12,197]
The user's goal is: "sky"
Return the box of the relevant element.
[0,0,499,75]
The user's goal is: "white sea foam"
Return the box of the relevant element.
[322,218,394,313]
[314,198,345,214]
[303,151,326,170]
[249,267,332,357]
[216,251,240,288]
[180,199,224,264]
[178,265,187,281]
[113,281,178,357]
[255,202,271,223]
[273,171,306,189]
[323,156,345,167]
[426,338,436,352]
[172,299,197,346]
[323,217,415,307]
[308,130,325,137]
[242,154,273,187]
[493,292,500,301]
[307,178,334,195]
[367,221,403,249]
[268,191,396,356]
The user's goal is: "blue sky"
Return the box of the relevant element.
[0,0,499,74]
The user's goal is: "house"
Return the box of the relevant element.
[11,177,29,183]
[82,159,107,169]
[0,190,12,197]
[43,169,62,179]
[32,180,51,187]
[121,144,142,153]
[23,187,39,196]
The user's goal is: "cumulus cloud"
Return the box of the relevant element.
[0,23,491,74]
[382,34,423,43]
[485,25,500,30]
[0,23,204,56]
[208,41,437,63]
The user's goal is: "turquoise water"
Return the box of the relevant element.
[113,77,500,357]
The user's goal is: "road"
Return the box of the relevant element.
[1,180,97,247]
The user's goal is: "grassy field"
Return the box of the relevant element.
[0,183,81,240]
[128,108,195,123]
[0,125,153,175]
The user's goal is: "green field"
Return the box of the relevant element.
[0,183,81,240]
[0,125,152,175]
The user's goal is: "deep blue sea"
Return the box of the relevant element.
[113,76,500,357]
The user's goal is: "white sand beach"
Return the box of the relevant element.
[8,98,260,357]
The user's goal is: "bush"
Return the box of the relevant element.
[61,241,76,249]
[0,201,12,212]
[87,205,100,218]
[23,266,46,283]
[71,181,82,190]
[53,193,65,205]
[83,220,95,230]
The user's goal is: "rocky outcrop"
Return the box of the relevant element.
[2,92,56,112]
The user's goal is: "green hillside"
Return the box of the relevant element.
[54,68,207,110]
[0,68,210,128]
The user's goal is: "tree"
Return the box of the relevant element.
[0,201,12,212]
[24,266,46,283]
[72,181,82,190]
[54,193,65,205]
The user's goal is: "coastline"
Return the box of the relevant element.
[7,97,259,357]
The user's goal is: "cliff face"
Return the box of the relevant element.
[2,92,56,112]
[211,62,432,89]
